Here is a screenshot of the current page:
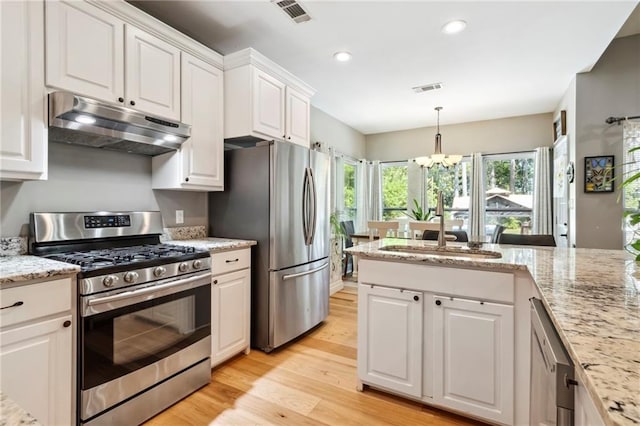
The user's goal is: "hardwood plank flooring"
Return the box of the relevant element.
[145,287,484,425]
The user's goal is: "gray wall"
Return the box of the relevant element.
[0,143,207,237]
[365,113,553,162]
[311,106,366,158]
[572,34,640,249]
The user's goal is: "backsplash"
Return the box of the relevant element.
[162,226,207,241]
[0,237,27,256]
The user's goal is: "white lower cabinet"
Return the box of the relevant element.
[432,295,514,425]
[575,381,605,426]
[0,277,74,425]
[211,248,251,367]
[357,285,423,398]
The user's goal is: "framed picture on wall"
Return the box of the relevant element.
[584,155,614,193]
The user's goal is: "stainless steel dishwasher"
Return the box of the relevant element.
[530,297,577,426]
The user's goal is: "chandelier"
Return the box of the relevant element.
[415,107,462,168]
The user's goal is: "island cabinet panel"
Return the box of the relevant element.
[358,285,423,398]
[432,296,514,425]
[575,381,605,426]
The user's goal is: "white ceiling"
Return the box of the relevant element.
[130,1,639,135]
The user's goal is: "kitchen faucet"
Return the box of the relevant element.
[435,190,446,247]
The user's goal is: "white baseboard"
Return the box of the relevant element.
[330,279,344,295]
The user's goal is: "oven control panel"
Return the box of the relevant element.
[84,215,131,229]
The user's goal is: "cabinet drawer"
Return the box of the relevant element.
[0,278,72,328]
[212,248,251,276]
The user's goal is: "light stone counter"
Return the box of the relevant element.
[0,255,80,285]
[0,393,40,426]
[347,238,639,426]
[167,237,257,253]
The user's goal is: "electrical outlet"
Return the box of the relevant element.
[176,210,184,224]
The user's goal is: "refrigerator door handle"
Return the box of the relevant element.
[282,262,329,280]
[302,168,310,244]
[309,168,317,244]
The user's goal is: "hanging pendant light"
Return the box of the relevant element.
[415,107,462,168]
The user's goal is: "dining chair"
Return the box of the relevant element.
[490,225,506,244]
[498,233,556,247]
[367,221,399,241]
[408,221,441,240]
[445,219,464,230]
[422,230,469,242]
[340,220,355,277]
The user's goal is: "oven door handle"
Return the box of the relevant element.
[84,272,211,316]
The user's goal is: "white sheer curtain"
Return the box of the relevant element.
[369,160,383,221]
[469,152,485,240]
[623,121,640,246]
[355,160,370,232]
[407,160,424,215]
[532,147,553,234]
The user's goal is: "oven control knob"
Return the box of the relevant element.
[103,275,118,287]
[154,266,167,277]
[124,271,139,283]
[193,260,203,269]
[178,262,189,272]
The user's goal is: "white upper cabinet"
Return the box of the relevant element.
[152,53,223,191]
[285,86,310,147]
[0,0,47,181]
[45,0,124,104]
[252,69,286,139]
[46,1,181,120]
[125,25,181,120]
[224,48,315,148]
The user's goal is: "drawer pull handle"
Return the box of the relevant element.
[435,300,442,306]
[1,301,24,310]
[225,259,239,263]
[213,280,218,285]
[63,320,71,328]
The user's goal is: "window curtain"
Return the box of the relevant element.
[623,121,640,245]
[469,152,485,240]
[407,160,424,215]
[369,160,383,221]
[532,146,553,234]
[355,160,370,232]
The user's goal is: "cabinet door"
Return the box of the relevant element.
[1,0,47,181]
[211,268,250,367]
[285,86,310,147]
[125,25,180,120]
[181,53,223,188]
[575,382,605,426]
[358,285,422,398]
[432,296,514,425]
[252,68,285,139]
[0,315,73,426]
[45,0,124,104]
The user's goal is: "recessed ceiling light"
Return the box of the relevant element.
[75,115,96,124]
[333,51,352,62]
[441,20,467,34]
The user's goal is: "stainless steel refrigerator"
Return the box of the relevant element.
[209,140,330,352]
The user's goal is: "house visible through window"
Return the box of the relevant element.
[483,153,534,236]
[381,162,408,220]
[426,159,471,223]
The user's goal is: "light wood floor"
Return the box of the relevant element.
[145,288,483,425]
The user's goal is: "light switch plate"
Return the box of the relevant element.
[176,210,184,224]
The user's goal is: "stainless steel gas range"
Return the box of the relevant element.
[30,211,212,426]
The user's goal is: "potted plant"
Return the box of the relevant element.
[406,199,432,221]
[329,211,348,282]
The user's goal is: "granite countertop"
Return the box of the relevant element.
[348,238,640,426]
[0,393,40,426]
[0,255,80,285]
[167,237,257,253]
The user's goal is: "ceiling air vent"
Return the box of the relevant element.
[412,82,443,94]
[272,0,311,23]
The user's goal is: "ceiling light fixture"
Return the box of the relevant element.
[415,107,462,168]
[441,20,467,34]
[333,51,352,62]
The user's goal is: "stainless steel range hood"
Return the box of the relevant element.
[48,91,191,156]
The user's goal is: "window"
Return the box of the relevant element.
[381,162,408,220]
[623,128,640,247]
[425,159,472,222]
[343,160,356,221]
[483,153,534,236]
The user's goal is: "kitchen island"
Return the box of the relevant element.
[347,238,639,426]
